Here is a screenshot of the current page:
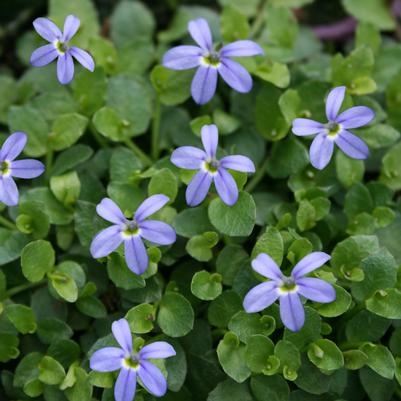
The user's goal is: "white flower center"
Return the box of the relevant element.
[121,220,141,238]
[202,159,220,175]
[277,277,298,295]
[325,122,342,139]
[200,51,221,68]
[53,39,68,55]
[0,160,11,177]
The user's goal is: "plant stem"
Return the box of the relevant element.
[6,279,47,298]
[151,96,161,160]
[123,139,153,167]
[245,157,269,192]
[0,215,17,230]
[250,0,267,39]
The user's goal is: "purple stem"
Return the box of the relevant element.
[312,0,401,41]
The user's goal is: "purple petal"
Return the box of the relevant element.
[57,53,74,85]
[139,342,176,360]
[214,168,238,206]
[90,225,123,258]
[326,86,346,121]
[337,106,375,129]
[135,195,169,222]
[243,281,279,313]
[220,40,264,57]
[62,15,80,42]
[309,133,334,170]
[30,44,58,67]
[0,176,19,206]
[96,198,126,225]
[188,18,212,50]
[335,130,369,159]
[220,155,255,173]
[1,132,27,161]
[115,368,136,401]
[292,252,331,279]
[201,124,218,159]
[69,47,95,72]
[191,66,218,105]
[139,220,176,245]
[138,360,167,397]
[90,347,124,372]
[112,319,132,354]
[163,45,202,70]
[292,119,324,136]
[218,58,252,93]
[186,170,213,207]
[124,236,148,275]
[10,159,45,179]
[170,146,206,169]
[33,17,62,42]
[280,293,305,332]
[297,277,336,303]
[251,253,283,281]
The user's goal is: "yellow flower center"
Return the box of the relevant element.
[1,160,10,176]
[326,122,341,138]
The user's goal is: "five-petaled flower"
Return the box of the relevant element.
[90,195,176,275]
[30,15,95,84]
[243,252,336,331]
[171,124,255,207]
[0,132,45,206]
[90,318,176,401]
[163,18,264,104]
[292,86,375,170]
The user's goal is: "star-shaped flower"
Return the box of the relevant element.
[292,86,375,169]
[30,15,95,84]
[0,132,45,206]
[90,318,176,401]
[90,195,176,275]
[170,124,255,207]
[163,18,264,104]
[243,252,336,331]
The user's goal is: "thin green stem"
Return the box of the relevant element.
[151,96,161,160]
[0,215,17,230]
[45,148,54,179]
[123,139,153,167]
[6,279,47,298]
[245,157,269,192]
[250,0,267,39]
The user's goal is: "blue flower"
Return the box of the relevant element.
[243,252,336,332]
[0,132,45,206]
[30,15,95,84]
[171,124,255,206]
[90,195,176,275]
[163,18,264,104]
[292,86,375,170]
[90,318,176,401]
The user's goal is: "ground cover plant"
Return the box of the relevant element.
[1,0,401,400]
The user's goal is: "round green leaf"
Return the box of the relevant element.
[191,270,222,301]
[21,240,55,282]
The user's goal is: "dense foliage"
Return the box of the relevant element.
[1,0,401,400]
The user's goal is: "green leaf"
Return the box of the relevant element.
[207,379,255,401]
[191,270,223,300]
[296,199,316,232]
[48,271,78,303]
[5,304,36,334]
[76,296,107,318]
[186,232,219,262]
[208,192,256,237]
[0,333,20,363]
[65,366,93,401]
[37,318,73,344]
[366,288,401,319]
[220,5,250,42]
[0,229,30,265]
[254,61,290,89]
[51,144,94,176]
[50,171,81,207]
[173,206,214,238]
[208,290,242,328]
[360,343,395,379]
[343,349,368,370]
[107,253,145,290]
[157,292,194,337]
[275,340,301,379]
[14,352,42,395]
[250,375,290,401]
[307,339,344,371]
[316,285,352,317]
[251,226,283,265]
[380,142,401,190]
[8,105,49,157]
[217,332,251,383]
[245,334,275,374]
[38,356,65,385]
[359,367,396,401]
[336,151,365,188]
[216,244,249,286]
[342,0,395,30]
[21,240,55,282]
[148,168,178,202]
[107,75,153,137]
[49,113,88,151]
[150,66,192,106]
[93,106,124,141]
[125,303,155,334]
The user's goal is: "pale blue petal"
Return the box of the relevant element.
[33,17,62,42]
[138,360,167,397]
[114,368,136,401]
[96,198,126,225]
[1,132,27,161]
[326,86,346,121]
[170,146,206,169]
[135,195,169,222]
[251,253,283,281]
[218,58,252,93]
[201,124,218,158]
[337,106,375,128]
[124,236,148,275]
[10,159,45,179]
[57,53,74,84]
[220,155,255,172]
[188,18,213,50]
[309,133,334,170]
[139,342,176,360]
[69,47,95,71]
[297,277,336,303]
[335,130,369,159]
[0,176,19,206]
[280,293,304,332]
[112,319,132,354]
[139,220,176,245]
[62,15,80,42]
[292,252,331,279]
[191,66,218,105]
[90,347,124,372]
[214,168,238,206]
[90,226,123,258]
[220,40,264,57]
[30,44,58,67]
[292,118,323,136]
[186,170,212,207]
[243,281,279,313]
[163,45,202,70]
